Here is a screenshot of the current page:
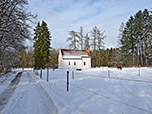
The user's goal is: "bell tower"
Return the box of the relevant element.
[85,46,90,55]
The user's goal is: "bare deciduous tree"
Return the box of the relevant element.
[84,33,90,47]
[91,26,106,50]
[66,30,79,49]
[78,26,84,49]
[0,0,36,73]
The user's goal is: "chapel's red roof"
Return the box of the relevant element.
[60,49,90,57]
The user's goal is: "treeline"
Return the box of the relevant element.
[91,48,120,67]
[17,48,59,69]
[17,48,34,68]
[18,48,119,68]
[119,9,152,67]
[0,0,35,73]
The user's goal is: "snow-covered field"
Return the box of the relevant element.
[1,67,152,114]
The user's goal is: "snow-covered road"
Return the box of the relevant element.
[1,72,58,114]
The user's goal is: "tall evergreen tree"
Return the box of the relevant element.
[33,21,51,74]
[142,9,152,66]
[119,9,152,67]
[33,22,41,69]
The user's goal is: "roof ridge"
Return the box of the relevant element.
[60,48,90,56]
[60,48,85,51]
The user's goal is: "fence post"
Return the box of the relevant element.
[67,71,69,92]
[47,68,49,82]
[108,70,110,78]
[40,68,42,79]
[138,69,140,76]
[72,71,74,79]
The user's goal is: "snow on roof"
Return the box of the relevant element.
[60,49,90,59]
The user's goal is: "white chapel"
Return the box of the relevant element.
[58,47,91,70]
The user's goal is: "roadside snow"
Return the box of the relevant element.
[30,67,152,114]
[0,69,22,94]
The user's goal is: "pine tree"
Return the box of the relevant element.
[142,9,152,66]
[33,22,41,69]
[119,9,152,67]
[33,21,51,78]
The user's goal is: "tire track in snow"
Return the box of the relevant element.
[27,72,59,114]
[0,72,22,112]
[34,78,80,114]
[46,85,79,114]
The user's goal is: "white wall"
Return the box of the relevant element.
[60,59,82,69]
[58,50,62,69]
[82,58,91,69]
[58,50,91,70]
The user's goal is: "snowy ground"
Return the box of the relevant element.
[0,69,21,94]
[0,67,152,114]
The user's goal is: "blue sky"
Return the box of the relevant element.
[28,0,152,49]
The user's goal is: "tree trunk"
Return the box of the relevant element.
[93,51,96,67]
[140,41,143,67]
[47,68,49,82]
[137,43,139,67]
[132,52,135,66]
[40,68,42,79]
[145,56,148,67]
[140,55,143,67]
[74,36,76,49]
